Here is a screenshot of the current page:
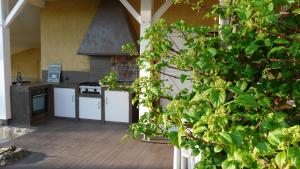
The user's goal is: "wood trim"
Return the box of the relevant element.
[4,0,27,28]
[119,0,141,23]
[152,0,172,23]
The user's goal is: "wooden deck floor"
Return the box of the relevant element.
[2,119,173,169]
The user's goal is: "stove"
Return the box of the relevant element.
[79,82,101,94]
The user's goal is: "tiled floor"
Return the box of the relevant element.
[2,119,173,169]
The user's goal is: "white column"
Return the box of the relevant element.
[139,0,153,117]
[0,0,12,121]
[218,0,229,26]
[173,147,181,169]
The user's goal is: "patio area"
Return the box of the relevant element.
[1,119,173,169]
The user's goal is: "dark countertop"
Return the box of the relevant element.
[78,93,101,98]
[11,82,80,89]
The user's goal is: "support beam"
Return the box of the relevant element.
[139,0,153,117]
[218,0,229,26]
[173,147,181,169]
[28,0,45,8]
[152,0,172,23]
[0,0,12,121]
[4,0,27,28]
[120,0,141,24]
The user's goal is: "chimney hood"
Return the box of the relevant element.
[78,0,137,56]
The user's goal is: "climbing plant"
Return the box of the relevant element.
[101,0,300,168]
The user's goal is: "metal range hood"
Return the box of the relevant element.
[78,0,138,56]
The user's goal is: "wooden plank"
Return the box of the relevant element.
[119,0,141,23]
[4,0,27,28]
[2,119,173,169]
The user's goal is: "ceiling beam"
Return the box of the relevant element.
[4,0,27,28]
[28,0,45,8]
[119,0,141,24]
[152,0,172,23]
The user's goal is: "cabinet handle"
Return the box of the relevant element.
[98,102,101,109]
[72,95,75,102]
[105,97,108,105]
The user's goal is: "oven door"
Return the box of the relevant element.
[32,93,48,115]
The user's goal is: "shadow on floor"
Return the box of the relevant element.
[4,151,48,168]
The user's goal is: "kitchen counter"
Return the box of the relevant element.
[10,81,138,126]
[11,82,80,89]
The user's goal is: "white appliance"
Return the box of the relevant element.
[79,82,101,94]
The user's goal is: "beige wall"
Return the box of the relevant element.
[128,0,217,35]
[41,0,100,71]
[41,0,216,72]
[12,48,41,81]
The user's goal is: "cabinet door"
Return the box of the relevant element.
[105,91,129,123]
[54,88,76,118]
[79,97,101,120]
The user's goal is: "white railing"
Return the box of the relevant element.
[173,147,201,169]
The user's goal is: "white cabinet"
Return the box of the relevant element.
[79,97,101,120]
[54,88,76,118]
[105,91,129,123]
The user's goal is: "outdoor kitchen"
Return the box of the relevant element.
[0,0,218,168]
[9,0,140,126]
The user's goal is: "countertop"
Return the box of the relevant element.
[11,82,80,89]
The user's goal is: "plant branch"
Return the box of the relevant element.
[268,58,300,64]
[158,71,193,80]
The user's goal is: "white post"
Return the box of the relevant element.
[218,0,229,26]
[173,147,181,169]
[0,0,12,122]
[139,0,153,117]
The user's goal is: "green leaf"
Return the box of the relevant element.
[235,94,258,109]
[245,44,259,56]
[193,126,207,134]
[292,8,300,14]
[255,142,274,156]
[274,38,289,45]
[180,74,188,83]
[288,147,300,168]
[207,48,218,57]
[268,46,287,56]
[228,86,243,94]
[268,3,273,12]
[214,145,223,153]
[120,134,129,144]
[275,151,286,169]
[237,81,248,91]
[230,131,243,147]
[222,160,238,169]
[209,90,226,108]
[258,97,271,107]
[219,132,233,145]
[268,129,283,146]
[168,131,179,147]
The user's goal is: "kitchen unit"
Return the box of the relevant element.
[105,91,130,123]
[10,84,52,126]
[54,88,76,118]
[78,82,102,121]
[10,81,138,126]
[79,97,101,120]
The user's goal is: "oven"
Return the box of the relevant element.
[31,88,48,116]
